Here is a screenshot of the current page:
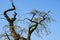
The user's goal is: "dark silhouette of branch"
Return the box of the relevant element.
[27,23,38,40]
[25,18,37,23]
[26,12,49,40]
[4,0,16,22]
[5,33,10,40]
[3,0,20,40]
[31,9,39,20]
[11,11,17,21]
[2,0,52,40]
[25,18,38,40]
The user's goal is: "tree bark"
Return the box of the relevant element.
[4,0,20,40]
[26,18,38,40]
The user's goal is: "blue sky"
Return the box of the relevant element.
[0,0,60,40]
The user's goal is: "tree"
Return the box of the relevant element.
[0,0,53,40]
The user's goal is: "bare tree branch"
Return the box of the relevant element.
[5,33,10,40]
[4,0,16,22]
[3,0,20,40]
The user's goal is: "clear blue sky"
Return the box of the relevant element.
[0,0,60,40]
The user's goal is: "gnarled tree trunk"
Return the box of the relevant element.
[4,0,20,40]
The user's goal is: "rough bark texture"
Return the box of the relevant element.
[3,0,48,40]
[27,23,38,40]
[4,0,20,40]
[25,18,38,40]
